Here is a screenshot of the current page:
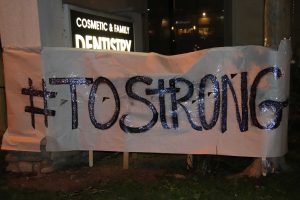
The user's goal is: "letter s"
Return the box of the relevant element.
[119,76,158,133]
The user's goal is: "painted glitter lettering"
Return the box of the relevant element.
[21,78,57,128]
[23,67,288,133]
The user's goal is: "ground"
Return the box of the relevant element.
[1,150,300,199]
[4,156,168,192]
[1,154,198,191]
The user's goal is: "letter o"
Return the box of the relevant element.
[81,18,87,28]
[198,74,220,130]
[88,77,120,129]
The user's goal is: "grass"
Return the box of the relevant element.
[0,169,299,200]
[76,173,300,200]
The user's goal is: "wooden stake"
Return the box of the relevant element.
[262,157,267,176]
[89,150,93,167]
[123,152,129,169]
[187,154,193,170]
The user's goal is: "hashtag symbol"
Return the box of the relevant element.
[21,78,57,129]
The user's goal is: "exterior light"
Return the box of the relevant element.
[202,12,206,17]
[161,18,169,28]
[193,25,196,30]
[171,26,174,30]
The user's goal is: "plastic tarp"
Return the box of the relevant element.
[1,40,291,157]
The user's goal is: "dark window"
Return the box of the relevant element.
[148,0,224,55]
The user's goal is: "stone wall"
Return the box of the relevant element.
[4,138,90,174]
[5,139,52,174]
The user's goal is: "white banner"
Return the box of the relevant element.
[1,40,291,157]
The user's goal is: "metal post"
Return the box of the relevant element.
[264,0,291,48]
[263,0,291,175]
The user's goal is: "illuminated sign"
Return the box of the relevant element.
[70,9,134,52]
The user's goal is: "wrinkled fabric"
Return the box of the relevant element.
[1,40,291,157]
